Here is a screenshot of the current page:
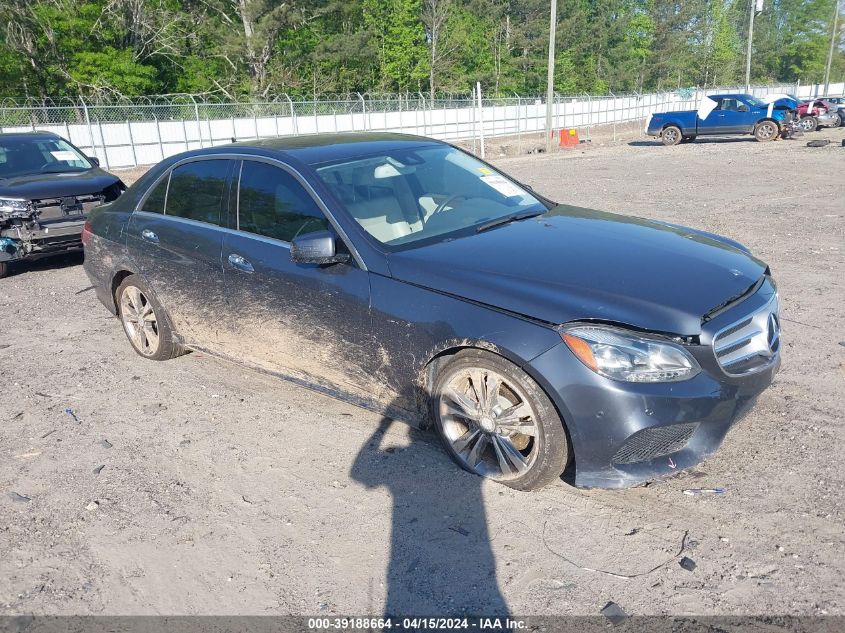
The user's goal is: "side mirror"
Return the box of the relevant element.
[290,230,350,265]
[88,156,101,167]
[738,105,749,112]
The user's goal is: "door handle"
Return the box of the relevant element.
[227,253,254,273]
[141,229,159,243]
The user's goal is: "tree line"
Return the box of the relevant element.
[1,0,842,100]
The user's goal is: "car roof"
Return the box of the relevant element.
[0,130,62,141]
[187,132,448,167]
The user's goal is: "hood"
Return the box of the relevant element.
[386,205,767,336]
[0,169,122,200]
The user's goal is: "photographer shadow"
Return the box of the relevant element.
[350,413,510,619]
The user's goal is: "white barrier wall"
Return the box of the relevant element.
[2,82,841,169]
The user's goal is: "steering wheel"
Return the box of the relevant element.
[430,193,470,219]
[37,163,54,172]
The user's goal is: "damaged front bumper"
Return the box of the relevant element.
[528,280,780,489]
[0,194,104,265]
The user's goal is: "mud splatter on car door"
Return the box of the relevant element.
[214,159,378,403]
[126,158,234,345]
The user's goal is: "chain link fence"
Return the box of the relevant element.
[1,81,840,169]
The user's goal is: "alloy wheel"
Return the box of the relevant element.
[120,286,160,356]
[663,128,679,144]
[757,122,777,140]
[439,368,539,480]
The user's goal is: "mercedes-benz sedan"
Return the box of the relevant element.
[83,133,780,490]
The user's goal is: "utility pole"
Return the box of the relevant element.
[545,0,557,152]
[476,81,485,159]
[745,0,763,92]
[823,0,840,95]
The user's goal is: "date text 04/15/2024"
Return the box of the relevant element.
[306,617,527,630]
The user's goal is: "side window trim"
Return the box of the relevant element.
[235,160,243,231]
[220,158,238,230]
[162,171,171,213]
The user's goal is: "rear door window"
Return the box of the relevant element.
[141,174,168,214]
[165,159,232,226]
[237,160,329,242]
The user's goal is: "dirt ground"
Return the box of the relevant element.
[1,126,844,619]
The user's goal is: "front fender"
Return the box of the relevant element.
[368,274,563,416]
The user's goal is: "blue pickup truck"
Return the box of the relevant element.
[647,93,790,145]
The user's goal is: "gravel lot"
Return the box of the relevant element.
[1,127,844,618]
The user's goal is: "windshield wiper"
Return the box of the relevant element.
[475,210,544,233]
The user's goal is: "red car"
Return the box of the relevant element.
[796,99,841,131]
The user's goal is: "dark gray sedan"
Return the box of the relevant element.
[83,133,780,490]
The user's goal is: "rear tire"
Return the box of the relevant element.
[661,125,682,146]
[115,274,183,361]
[754,120,779,142]
[798,116,818,132]
[432,349,570,491]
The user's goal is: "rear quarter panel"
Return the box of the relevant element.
[84,162,172,312]
[647,111,697,136]
[83,203,138,314]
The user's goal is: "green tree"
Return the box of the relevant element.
[364,0,428,91]
[1,0,844,98]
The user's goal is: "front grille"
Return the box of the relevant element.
[612,423,698,465]
[33,194,104,221]
[712,294,780,376]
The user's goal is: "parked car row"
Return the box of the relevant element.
[647,92,844,145]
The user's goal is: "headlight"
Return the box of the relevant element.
[561,325,700,383]
[0,198,30,218]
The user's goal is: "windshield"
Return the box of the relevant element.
[0,137,92,179]
[314,146,546,249]
[745,96,766,107]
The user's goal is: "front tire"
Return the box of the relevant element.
[116,275,182,361]
[754,120,779,142]
[798,116,818,132]
[432,349,570,491]
[661,125,682,146]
